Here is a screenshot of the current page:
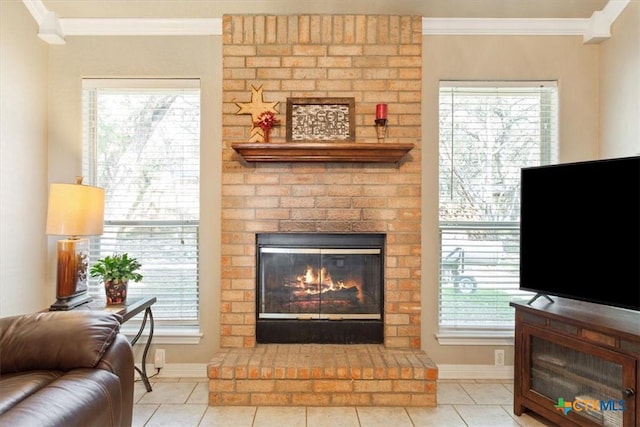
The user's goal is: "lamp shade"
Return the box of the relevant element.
[46,181,105,236]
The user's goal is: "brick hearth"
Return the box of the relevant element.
[208,344,437,406]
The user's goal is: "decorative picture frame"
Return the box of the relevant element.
[286,97,355,142]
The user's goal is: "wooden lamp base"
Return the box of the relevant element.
[49,238,92,311]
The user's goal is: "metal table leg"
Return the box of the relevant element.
[130,307,154,392]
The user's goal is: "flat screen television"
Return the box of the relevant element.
[519,156,640,311]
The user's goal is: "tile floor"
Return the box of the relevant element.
[133,377,558,426]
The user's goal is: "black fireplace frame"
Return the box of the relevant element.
[255,233,385,344]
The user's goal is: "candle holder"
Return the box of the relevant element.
[375,118,388,143]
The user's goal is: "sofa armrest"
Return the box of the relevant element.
[97,333,135,427]
[0,311,122,374]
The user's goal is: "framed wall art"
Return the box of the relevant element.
[286,97,355,142]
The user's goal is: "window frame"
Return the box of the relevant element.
[82,78,202,342]
[436,80,558,344]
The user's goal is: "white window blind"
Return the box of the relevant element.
[438,82,558,335]
[82,79,200,325]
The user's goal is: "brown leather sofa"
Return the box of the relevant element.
[0,310,134,426]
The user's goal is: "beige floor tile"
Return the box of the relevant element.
[151,377,183,382]
[461,382,513,405]
[307,406,359,427]
[355,407,413,427]
[187,382,210,404]
[503,405,558,427]
[132,404,159,427]
[138,381,199,404]
[406,405,467,427]
[199,406,257,427]
[144,404,208,427]
[134,380,152,403]
[253,406,306,427]
[454,404,520,427]
[181,377,210,383]
[132,377,552,427]
[437,382,476,405]
[474,379,513,384]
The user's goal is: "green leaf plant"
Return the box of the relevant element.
[89,253,143,284]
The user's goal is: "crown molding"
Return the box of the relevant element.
[23,0,65,44]
[62,18,223,37]
[22,1,630,45]
[422,0,630,42]
[583,0,630,43]
[422,17,588,37]
[22,0,48,23]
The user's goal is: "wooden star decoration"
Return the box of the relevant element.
[235,85,279,142]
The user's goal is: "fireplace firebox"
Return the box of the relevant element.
[256,233,384,344]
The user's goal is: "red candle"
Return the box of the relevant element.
[375,103,388,120]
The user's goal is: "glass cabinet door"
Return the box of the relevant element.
[523,325,635,427]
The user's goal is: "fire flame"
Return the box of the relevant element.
[292,266,363,301]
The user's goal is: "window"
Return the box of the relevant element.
[438,82,558,342]
[82,79,200,329]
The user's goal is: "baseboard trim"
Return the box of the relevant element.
[141,362,513,380]
[437,364,514,380]
[142,363,208,379]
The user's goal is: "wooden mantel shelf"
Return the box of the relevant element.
[231,142,414,163]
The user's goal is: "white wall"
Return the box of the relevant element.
[0,1,50,316]
[599,1,640,158]
[421,35,600,367]
[3,0,638,367]
[47,35,222,363]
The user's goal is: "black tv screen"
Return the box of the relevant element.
[520,156,640,311]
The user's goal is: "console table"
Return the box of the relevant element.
[77,296,157,392]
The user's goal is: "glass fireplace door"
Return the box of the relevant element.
[258,247,382,320]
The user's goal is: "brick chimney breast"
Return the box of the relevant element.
[221,14,422,349]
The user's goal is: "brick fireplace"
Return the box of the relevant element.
[209,14,436,406]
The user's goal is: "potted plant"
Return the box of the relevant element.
[90,253,143,305]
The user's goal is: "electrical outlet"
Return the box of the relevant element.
[495,349,505,366]
[154,349,165,369]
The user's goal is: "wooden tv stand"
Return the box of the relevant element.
[511,297,639,426]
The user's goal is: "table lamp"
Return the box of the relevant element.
[46,176,104,310]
